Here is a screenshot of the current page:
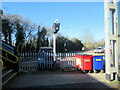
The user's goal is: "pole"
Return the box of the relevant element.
[104,0,119,81]
[53,33,56,70]
[52,19,60,70]
[53,33,56,62]
[104,0,111,81]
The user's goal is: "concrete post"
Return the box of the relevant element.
[113,0,119,81]
[118,1,120,80]
[104,0,119,81]
[104,0,111,81]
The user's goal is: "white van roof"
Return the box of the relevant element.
[40,47,53,49]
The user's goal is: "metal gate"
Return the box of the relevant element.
[18,52,79,71]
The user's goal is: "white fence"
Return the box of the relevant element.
[57,53,77,70]
[18,52,39,71]
[18,52,79,71]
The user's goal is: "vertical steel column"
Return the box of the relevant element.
[104,0,119,81]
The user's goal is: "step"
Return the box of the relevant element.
[2,67,7,71]
[2,69,12,77]
[2,71,17,86]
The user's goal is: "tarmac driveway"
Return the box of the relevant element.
[3,71,119,89]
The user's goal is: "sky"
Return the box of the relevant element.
[2,2,105,41]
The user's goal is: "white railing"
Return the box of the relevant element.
[57,53,77,70]
[18,52,80,71]
[18,52,39,71]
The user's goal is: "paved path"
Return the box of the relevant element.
[3,71,119,89]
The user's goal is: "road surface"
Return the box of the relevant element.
[3,71,119,89]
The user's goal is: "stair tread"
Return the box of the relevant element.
[2,71,17,85]
[2,67,7,70]
[2,69,12,77]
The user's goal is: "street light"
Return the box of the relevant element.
[52,19,60,69]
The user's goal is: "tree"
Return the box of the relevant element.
[15,22,26,52]
[94,39,105,48]
[2,14,23,45]
[71,38,84,51]
[2,19,9,43]
[55,36,84,53]
[41,27,47,46]
[36,25,41,52]
[56,36,65,53]
[2,14,36,52]
[36,26,49,51]
[81,30,94,49]
[2,18,14,45]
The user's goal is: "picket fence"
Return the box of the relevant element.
[18,52,80,71]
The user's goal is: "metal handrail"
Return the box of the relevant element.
[0,60,3,67]
[0,48,18,63]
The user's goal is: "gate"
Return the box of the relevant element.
[18,52,39,71]
[18,52,79,71]
[57,53,77,71]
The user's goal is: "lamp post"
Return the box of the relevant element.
[52,19,60,69]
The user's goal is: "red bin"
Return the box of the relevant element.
[75,55,93,72]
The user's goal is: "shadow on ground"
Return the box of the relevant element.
[2,70,119,89]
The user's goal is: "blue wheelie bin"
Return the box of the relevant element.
[93,55,105,73]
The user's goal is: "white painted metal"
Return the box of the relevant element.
[113,0,119,80]
[53,33,56,62]
[18,52,78,71]
[104,0,119,81]
[104,0,111,75]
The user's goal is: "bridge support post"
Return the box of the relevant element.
[104,0,119,81]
